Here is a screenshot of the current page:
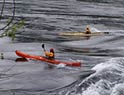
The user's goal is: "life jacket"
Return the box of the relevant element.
[45,48,54,59]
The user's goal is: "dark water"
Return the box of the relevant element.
[0,0,124,95]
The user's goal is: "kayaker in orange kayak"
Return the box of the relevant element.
[42,44,55,59]
[15,50,81,67]
[85,26,91,34]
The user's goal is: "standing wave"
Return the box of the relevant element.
[62,57,124,95]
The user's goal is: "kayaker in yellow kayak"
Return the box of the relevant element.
[85,26,91,34]
[42,44,55,59]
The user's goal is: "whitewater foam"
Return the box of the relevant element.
[75,57,124,95]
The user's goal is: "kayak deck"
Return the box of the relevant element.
[15,50,81,67]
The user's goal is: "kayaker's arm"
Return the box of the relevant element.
[45,51,50,57]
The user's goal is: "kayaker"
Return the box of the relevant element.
[45,48,55,59]
[85,26,91,34]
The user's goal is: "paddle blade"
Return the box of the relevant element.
[42,44,44,48]
[42,44,45,51]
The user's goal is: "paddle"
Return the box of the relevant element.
[42,44,46,52]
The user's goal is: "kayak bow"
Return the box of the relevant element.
[15,50,81,67]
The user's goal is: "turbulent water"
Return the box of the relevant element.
[0,0,124,95]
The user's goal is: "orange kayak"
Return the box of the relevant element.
[15,50,81,67]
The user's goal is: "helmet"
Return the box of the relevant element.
[50,48,54,52]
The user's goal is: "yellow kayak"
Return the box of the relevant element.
[59,32,108,36]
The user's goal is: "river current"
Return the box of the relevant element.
[0,0,124,95]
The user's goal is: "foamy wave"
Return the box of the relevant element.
[81,80,111,95]
[90,27,101,32]
[111,83,124,95]
[92,58,124,73]
[56,63,66,68]
[75,57,124,95]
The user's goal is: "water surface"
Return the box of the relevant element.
[0,0,124,95]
